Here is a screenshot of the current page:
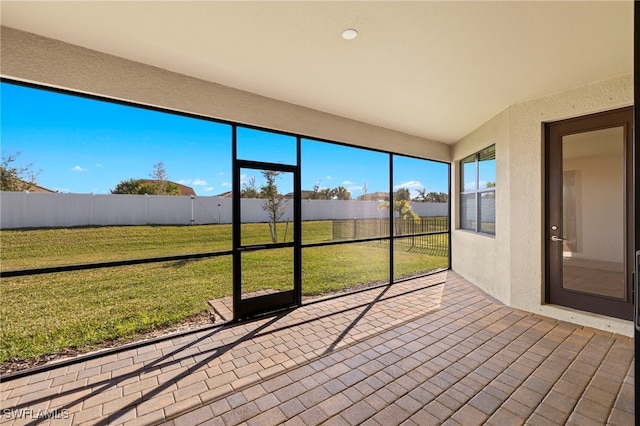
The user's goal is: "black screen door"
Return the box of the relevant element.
[233,160,300,319]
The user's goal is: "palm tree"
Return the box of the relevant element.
[414,189,449,203]
[378,198,419,236]
[333,186,351,200]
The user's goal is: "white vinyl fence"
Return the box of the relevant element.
[0,192,448,229]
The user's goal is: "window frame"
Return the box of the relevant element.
[459,144,495,235]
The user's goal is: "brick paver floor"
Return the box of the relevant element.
[0,271,634,425]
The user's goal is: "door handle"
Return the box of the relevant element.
[550,235,565,242]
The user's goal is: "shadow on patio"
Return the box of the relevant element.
[0,271,634,425]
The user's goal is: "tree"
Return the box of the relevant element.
[434,192,449,202]
[110,178,174,195]
[310,185,333,200]
[378,196,419,236]
[309,183,351,200]
[110,179,180,195]
[0,151,41,191]
[320,188,334,199]
[308,184,322,199]
[395,188,411,201]
[260,170,287,243]
[308,180,332,200]
[333,186,351,200]
[240,176,260,198]
[414,188,428,202]
[414,189,449,203]
[111,162,180,195]
[150,161,171,195]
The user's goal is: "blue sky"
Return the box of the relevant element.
[1,82,449,197]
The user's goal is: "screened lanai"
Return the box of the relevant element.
[0,1,637,424]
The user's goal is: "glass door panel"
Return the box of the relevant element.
[561,127,625,298]
[241,247,294,300]
[239,168,295,247]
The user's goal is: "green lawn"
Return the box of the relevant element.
[0,221,337,271]
[0,222,448,363]
[1,258,233,362]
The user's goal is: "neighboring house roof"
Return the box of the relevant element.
[140,179,196,196]
[284,190,314,200]
[4,179,57,193]
[26,183,56,193]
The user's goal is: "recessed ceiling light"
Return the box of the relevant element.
[342,29,358,40]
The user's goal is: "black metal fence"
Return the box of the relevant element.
[332,217,448,239]
[392,232,449,257]
[332,217,449,257]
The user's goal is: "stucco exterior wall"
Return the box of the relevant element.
[451,108,511,304]
[0,26,450,162]
[452,74,633,336]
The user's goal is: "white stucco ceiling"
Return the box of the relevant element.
[0,1,633,143]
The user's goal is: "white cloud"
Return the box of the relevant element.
[394,180,424,190]
[218,172,225,176]
[71,166,87,172]
[346,185,363,191]
[393,180,426,199]
[204,187,215,192]
[179,178,207,186]
[221,182,230,187]
[342,180,353,185]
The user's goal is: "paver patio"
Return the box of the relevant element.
[0,271,634,425]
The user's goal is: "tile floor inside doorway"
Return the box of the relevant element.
[0,271,634,426]
[562,257,626,299]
